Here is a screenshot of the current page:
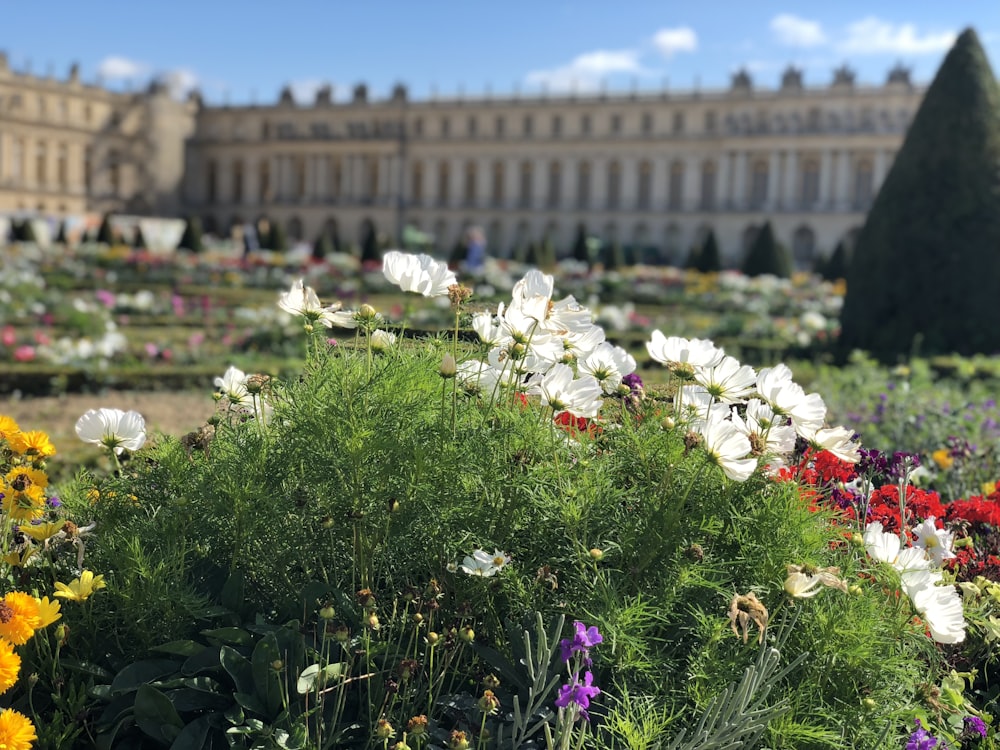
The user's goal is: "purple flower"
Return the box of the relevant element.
[906,719,939,750]
[554,671,601,721]
[621,373,644,393]
[47,495,61,508]
[559,621,603,663]
[963,715,987,739]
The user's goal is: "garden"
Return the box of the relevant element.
[2,24,1000,750]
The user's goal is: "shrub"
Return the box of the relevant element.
[96,213,116,245]
[742,221,792,278]
[312,231,334,260]
[840,28,1000,360]
[177,216,204,253]
[697,229,722,273]
[822,240,851,281]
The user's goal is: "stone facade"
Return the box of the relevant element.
[184,66,923,266]
[0,54,196,218]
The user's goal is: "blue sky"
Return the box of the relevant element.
[4,2,999,104]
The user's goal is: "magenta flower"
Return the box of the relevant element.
[555,671,601,721]
[906,719,939,750]
[560,621,603,663]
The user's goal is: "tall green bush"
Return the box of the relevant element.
[696,229,722,273]
[177,216,204,253]
[839,28,1000,359]
[822,240,851,281]
[742,221,792,278]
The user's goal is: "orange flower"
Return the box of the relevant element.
[0,708,36,750]
[0,416,20,444]
[0,592,40,645]
[0,639,20,695]
[8,430,55,458]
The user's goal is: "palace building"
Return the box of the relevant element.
[0,53,925,267]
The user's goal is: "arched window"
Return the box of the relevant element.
[463,160,477,207]
[437,162,450,207]
[668,161,684,211]
[519,161,533,209]
[700,161,717,211]
[637,160,652,210]
[576,161,591,209]
[366,157,379,202]
[488,219,504,257]
[664,223,682,264]
[547,161,561,209]
[330,158,343,201]
[287,215,304,242]
[749,161,768,209]
[491,161,505,207]
[606,160,622,210]
[295,156,307,200]
[57,144,68,189]
[35,143,47,186]
[854,160,874,209]
[410,160,423,205]
[800,159,820,208]
[792,225,816,267]
[742,224,759,253]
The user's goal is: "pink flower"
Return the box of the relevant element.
[14,346,35,362]
[1,326,15,347]
[144,343,159,359]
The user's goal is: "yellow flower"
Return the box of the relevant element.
[18,521,64,543]
[984,481,998,496]
[0,592,39,645]
[931,449,954,470]
[0,639,20,695]
[1,483,47,522]
[4,467,48,491]
[34,597,61,629]
[0,416,20,444]
[2,549,35,569]
[0,708,37,750]
[8,430,55,458]
[54,570,106,602]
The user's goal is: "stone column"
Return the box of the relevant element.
[715,152,730,211]
[782,150,798,210]
[733,152,748,210]
[767,151,781,211]
[834,150,851,211]
[818,150,833,209]
[682,156,699,212]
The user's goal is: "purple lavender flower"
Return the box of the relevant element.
[554,671,601,721]
[47,495,61,508]
[962,715,987,739]
[906,719,939,750]
[621,373,644,393]
[559,621,603,663]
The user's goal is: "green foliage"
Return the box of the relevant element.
[268,221,289,253]
[17,218,38,244]
[312,232,334,260]
[840,28,1000,360]
[742,222,792,278]
[54,220,68,246]
[132,226,146,250]
[821,240,851,281]
[697,230,722,273]
[572,223,591,266]
[97,213,116,245]
[360,222,379,263]
[177,216,204,253]
[59,338,950,747]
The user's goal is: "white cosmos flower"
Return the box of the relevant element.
[903,568,967,643]
[693,356,758,404]
[326,309,360,329]
[215,365,251,406]
[459,548,511,577]
[278,279,342,323]
[646,331,725,372]
[755,364,827,437]
[677,385,730,428]
[530,363,603,418]
[370,329,396,351]
[784,571,823,598]
[801,425,861,463]
[510,269,555,321]
[579,343,637,395]
[382,250,457,297]
[472,308,505,347]
[697,412,757,482]
[911,517,956,567]
[730,399,796,459]
[75,408,147,455]
[456,360,500,393]
[542,295,594,337]
[562,323,607,362]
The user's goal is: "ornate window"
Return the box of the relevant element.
[668,161,684,210]
[491,161,504,207]
[749,160,768,209]
[519,161,533,208]
[801,160,820,208]
[700,161,717,210]
[637,160,652,210]
[606,160,621,209]
[576,161,591,209]
[547,161,561,208]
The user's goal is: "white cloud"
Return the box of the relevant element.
[770,14,827,47]
[526,49,643,91]
[98,56,149,81]
[158,68,199,99]
[289,78,327,104]
[839,17,956,55]
[653,27,698,57]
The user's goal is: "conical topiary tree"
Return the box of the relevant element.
[741,221,792,278]
[684,244,702,271]
[177,216,204,253]
[822,240,851,281]
[696,230,722,273]
[812,251,828,279]
[840,28,1000,359]
[54,221,68,246]
[19,219,37,244]
[133,226,147,250]
[96,213,115,245]
[572,223,590,265]
[268,221,288,253]
[312,232,334,260]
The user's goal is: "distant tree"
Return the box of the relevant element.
[540,236,557,269]
[840,28,1000,359]
[96,213,115,245]
[741,221,792,278]
[811,251,828,278]
[822,240,851,281]
[696,230,722,273]
[524,242,539,266]
[359,222,379,263]
[684,244,702,271]
[312,232,334,260]
[177,216,204,253]
[268,221,288,253]
[133,226,147,249]
[54,221,68,246]
[19,220,37,244]
[572,223,590,265]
